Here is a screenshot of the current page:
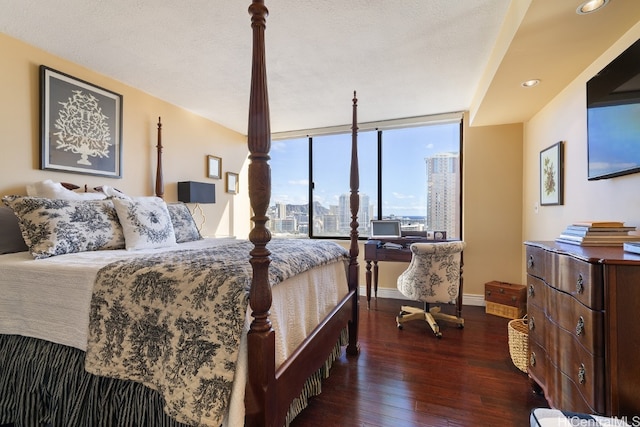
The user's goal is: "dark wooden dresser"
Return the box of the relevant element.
[524,241,640,417]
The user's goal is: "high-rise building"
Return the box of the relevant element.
[323,214,339,233]
[339,193,370,234]
[426,152,460,238]
[277,202,287,219]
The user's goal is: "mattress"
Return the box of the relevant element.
[0,237,349,426]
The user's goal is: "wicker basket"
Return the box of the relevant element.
[486,301,525,319]
[508,315,528,373]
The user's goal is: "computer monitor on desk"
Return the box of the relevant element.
[370,220,402,239]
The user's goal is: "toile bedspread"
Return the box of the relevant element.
[84,239,348,426]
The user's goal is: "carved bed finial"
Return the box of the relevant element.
[155,117,164,199]
[245,1,275,424]
[347,90,360,356]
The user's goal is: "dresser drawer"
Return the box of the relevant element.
[552,327,605,410]
[526,245,547,280]
[526,275,546,311]
[527,339,548,393]
[556,253,603,310]
[527,302,547,350]
[546,286,604,356]
[556,366,604,414]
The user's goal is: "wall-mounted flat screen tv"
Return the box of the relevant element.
[587,38,640,180]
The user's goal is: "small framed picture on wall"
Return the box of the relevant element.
[226,172,239,194]
[540,141,564,206]
[207,155,221,179]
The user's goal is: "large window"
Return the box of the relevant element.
[268,115,462,239]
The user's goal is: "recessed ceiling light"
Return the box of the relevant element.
[521,79,540,88]
[576,0,609,15]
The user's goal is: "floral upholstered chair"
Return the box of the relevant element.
[396,241,466,338]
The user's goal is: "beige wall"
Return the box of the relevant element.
[521,23,640,284]
[353,25,640,303]
[353,119,525,304]
[463,119,524,299]
[0,33,252,239]
[2,33,530,304]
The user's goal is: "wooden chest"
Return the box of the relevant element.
[484,281,527,319]
[525,241,640,417]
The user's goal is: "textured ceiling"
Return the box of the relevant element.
[1,1,640,134]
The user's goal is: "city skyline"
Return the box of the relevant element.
[270,123,460,217]
[268,180,454,237]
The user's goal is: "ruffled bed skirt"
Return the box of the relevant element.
[0,331,346,427]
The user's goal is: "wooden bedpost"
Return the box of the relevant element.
[155,117,164,199]
[245,1,276,426]
[347,91,361,356]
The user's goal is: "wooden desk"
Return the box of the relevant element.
[364,238,433,308]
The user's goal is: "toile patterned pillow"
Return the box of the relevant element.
[166,202,202,243]
[112,197,177,250]
[1,195,125,259]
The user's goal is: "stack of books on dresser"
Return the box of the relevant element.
[556,221,640,247]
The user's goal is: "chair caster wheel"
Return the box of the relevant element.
[458,324,464,329]
[397,323,403,330]
[435,332,442,338]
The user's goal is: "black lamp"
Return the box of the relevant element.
[177,181,215,231]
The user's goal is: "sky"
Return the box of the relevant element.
[270,122,460,217]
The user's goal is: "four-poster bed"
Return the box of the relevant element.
[244,2,360,424]
[0,1,360,426]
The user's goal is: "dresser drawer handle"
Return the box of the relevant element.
[576,274,584,294]
[576,316,585,336]
[527,255,534,269]
[529,317,535,331]
[578,364,586,385]
[530,352,536,367]
[528,284,535,297]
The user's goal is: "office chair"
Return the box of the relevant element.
[396,241,465,338]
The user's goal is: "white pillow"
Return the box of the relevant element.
[26,180,106,200]
[98,185,131,200]
[112,197,177,250]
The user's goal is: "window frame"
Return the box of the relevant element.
[271,113,464,240]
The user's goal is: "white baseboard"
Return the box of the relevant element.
[359,286,485,307]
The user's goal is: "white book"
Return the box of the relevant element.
[556,238,623,247]
[623,242,640,255]
[558,233,640,242]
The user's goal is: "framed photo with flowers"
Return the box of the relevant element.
[40,65,123,178]
[540,141,563,206]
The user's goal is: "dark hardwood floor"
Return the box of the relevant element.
[291,297,548,427]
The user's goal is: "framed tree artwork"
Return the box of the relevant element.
[540,141,564,206]
[40,65,123,178]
